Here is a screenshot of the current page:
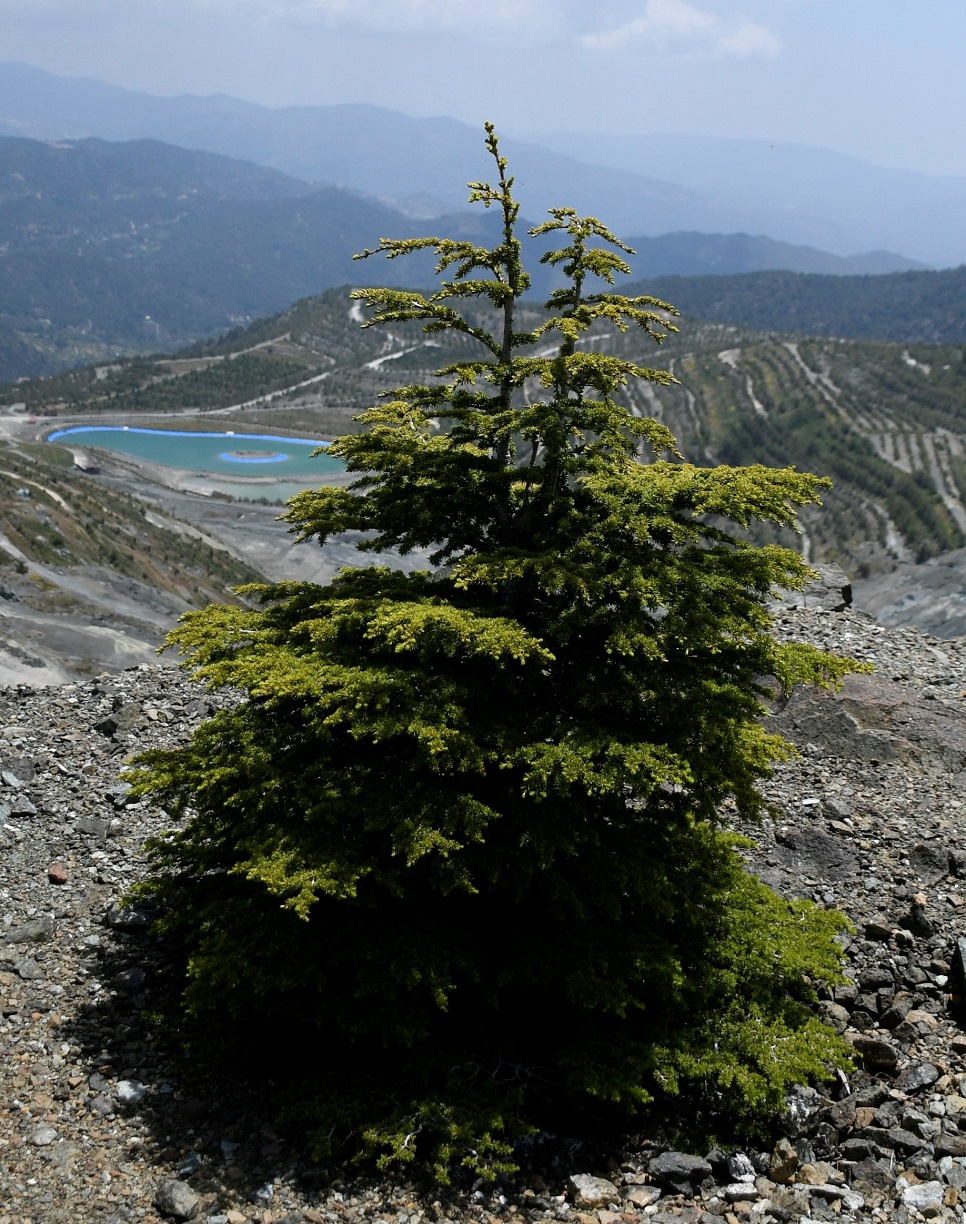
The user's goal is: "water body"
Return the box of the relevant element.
[47,426,346,501]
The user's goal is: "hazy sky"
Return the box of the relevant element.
[3,0,965,178]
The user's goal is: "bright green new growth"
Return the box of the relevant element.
[130,125,855,1179]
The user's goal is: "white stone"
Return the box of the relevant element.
[901,1180,944,1213]
[117,1079,147,1105]
[568,1174,620,1207]
[722,1182,762,1202]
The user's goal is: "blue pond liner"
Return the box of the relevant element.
[47,425,342,480]
[218,451,289,464]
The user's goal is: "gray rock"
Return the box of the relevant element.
[821,1001,850,1032]
[772,564,852,612]
[909,842,950,884]
[30,1123,58,1146]
[95,702,144,738]
[648,1151,713,1195]
[114,966,147,993]
[849,1157,893,1190]
[622,1185,662,1209]
[864,918,894,941]
[567,1174,620,1207]
[9,793,36,816]
[46,1140,77,1172]
[780,1086,823,1137]
[851,1035,899,1073]
[76,813,110,841]
[903,1112,941,1143]
[117,1079,147,1106]
[721,1182,761,1201]
[860,1126,925,1154]
[903,903,936,938]
[14,956,43,980]
[840,1136,886,1161]
[880,992,915,1028]
[896,1061,940,1094]
[726,1152,756,1183]
[7,914,55,943]
[105,903,152,929]
[934,1133,966,1158]
[771,825,858,883]
[938,1156,966,1188]
[155,1178,201,1220]
[808,1184,865,1212]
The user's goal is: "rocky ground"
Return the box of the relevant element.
[6,601,966,1222]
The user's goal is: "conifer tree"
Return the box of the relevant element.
[132,126,854,1177]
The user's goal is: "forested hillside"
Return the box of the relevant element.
[0,137,454,380]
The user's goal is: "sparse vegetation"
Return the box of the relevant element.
[0,441,263,601]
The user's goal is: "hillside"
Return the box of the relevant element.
[626,231,926,277]
[0,434,266,681]
[5,600,966,1222]
[0,136,461,380]
[627,266,966,345]
[7,286,966,592]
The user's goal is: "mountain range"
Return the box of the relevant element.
[626,265,966,345]
[0,133,942,382]
[1,61,963,267]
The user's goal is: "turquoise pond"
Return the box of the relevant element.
[47,426,344,480]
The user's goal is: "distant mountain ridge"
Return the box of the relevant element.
[627,232,925,278]
[0,60,958,265]
[0,133,935,382]
[626,266,966,345]
[0,136,447,379]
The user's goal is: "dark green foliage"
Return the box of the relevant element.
[130,129,855,1178]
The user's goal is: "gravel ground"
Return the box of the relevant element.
[5,601,966,1223]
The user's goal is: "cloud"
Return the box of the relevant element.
[580,0,781,60]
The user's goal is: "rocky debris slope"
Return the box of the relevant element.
[6,606,966,1222]
[853,549,966,641]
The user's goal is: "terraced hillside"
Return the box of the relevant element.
[615,328,966,574]
[6,287,966,578]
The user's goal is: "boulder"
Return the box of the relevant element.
[648,1151,713,1195]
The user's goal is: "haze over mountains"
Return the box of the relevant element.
[0,129,947,382]
[1,61,962,267]
[2,60,966,385]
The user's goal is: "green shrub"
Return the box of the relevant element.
[130,127,855,1179]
